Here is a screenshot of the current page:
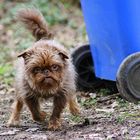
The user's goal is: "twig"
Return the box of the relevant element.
[97,93,120,103]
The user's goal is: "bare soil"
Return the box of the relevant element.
[0,83,140,140]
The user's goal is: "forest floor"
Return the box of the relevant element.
[0,1,140,139]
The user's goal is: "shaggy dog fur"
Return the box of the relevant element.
[7,8,80,130]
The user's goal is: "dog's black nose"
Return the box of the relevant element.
[44,69,50,75]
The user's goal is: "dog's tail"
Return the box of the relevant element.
[17,8,53,41]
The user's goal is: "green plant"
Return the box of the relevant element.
[69,115,83,123]
[80,98,97,108]
[0,63,14,85]
[99,88,111,96]
[116,97,129,108]
[116,115,125,124]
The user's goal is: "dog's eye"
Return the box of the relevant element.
[33,67,41,73]
[51,64,60,71]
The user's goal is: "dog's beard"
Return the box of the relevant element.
[25,59,65,95]
[25,68,64,96]
[26,71,61,93]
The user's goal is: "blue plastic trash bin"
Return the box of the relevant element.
[81,0,140,81]
[72,0,140,103]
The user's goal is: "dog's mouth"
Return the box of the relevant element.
[42,76,58,86]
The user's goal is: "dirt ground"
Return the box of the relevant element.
[1,83,140,140]
[0,1,140,140]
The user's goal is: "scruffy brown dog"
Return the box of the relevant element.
[7,8,80,130]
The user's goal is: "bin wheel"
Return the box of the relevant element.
[71,44,102,91]
[116,52,140,103]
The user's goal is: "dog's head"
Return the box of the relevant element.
[18,40,69,93]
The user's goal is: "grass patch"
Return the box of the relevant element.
[116,115,126,124]
[0,63,14,85]
[116,98,129,108]
[69,115,84,123]
[99,88,111,96]
[80,97,97,108]
[1,0,70,26]
[116,111,140,124]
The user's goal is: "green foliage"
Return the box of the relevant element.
[0,64,14,85]
[0,0,73,52]
[31,0,68,26]
[0,0,69,26]
[116,97,129,108]
[0,64,12,75]
[69,115,83,123]
[80,97,97,108]
[99,88,111,96]
[116,115,125,124]
[116,111,140,124]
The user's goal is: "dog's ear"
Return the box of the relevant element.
[58,51,69,60]
[18,50,34,62]
[18,51,27,58]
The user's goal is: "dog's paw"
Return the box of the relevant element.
[32,111,47,122]
[70,106,80,116]
[7,119,20,127]
[40,111,47,121]
[48,119,61,131]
